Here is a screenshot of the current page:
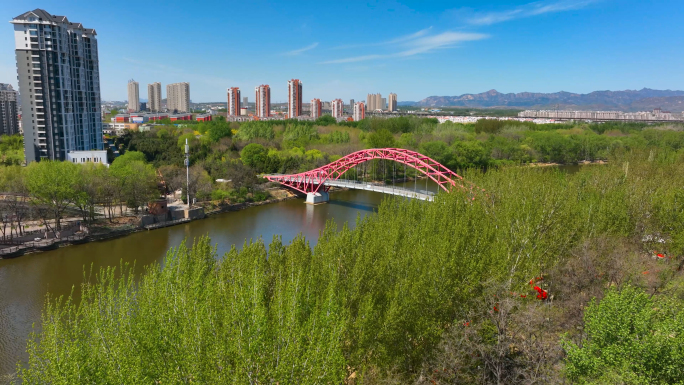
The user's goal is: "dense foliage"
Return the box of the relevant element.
[17,150,684,383]
[564,287,684,384]
[116,116,684,185]
[0,135,23,166]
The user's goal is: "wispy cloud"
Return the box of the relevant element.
[467,0,598,25]
[331,27,433,50]
[283,42,319,56]
[322,31,487,64]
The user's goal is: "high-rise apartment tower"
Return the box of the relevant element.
[166,82,190,113]
[349,99,354,111]
[375,94,383,111]
[366,93,383,111]
[311,98,322,119]
[287,79,303,118]
[127,79,139,112]
[331,99,344,118]
[255,85,270,118]
[0,84,19,136]
[353,102,365,121]
[11,9,104,162]
[228,87,241,116]
[388,93,397,112]
[147,82,162,112]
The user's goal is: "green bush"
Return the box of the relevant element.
[564,286,684,384]
[210,189,230,202]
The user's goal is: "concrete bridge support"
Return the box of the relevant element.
[306,192,329,204]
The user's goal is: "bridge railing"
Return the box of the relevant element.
[266,174,436,198]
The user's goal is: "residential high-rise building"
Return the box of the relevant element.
[353,102,365,121]
[166,82,190,113]
[255,84,270,118]
[381,98,387,111]
[331,99,344,118]
[147,82,162,112]
[349,99,354,111]
[242,96,248,106]
[127,79,139,112]
[11,9,103,162]
[375,94,383,111]
[228,87,241,116]
[366,93,383,111]
[287,79,303,118]
[0,84,19,136]
[388,93,397,112]
[311,98,322,119]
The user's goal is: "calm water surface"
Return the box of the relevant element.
[0,186,435,376]
[0,165,586,375]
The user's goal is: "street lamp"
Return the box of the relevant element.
[185,138,190,209]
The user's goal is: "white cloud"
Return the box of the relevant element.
[283,42,319,56]
[331,27,433,50]
[467,0,598,25]
[322,31,487,64]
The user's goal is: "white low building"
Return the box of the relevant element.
[67,150,109,166]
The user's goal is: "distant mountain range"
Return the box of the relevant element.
[402,88,684,112]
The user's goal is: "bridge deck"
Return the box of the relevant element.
[265,175,436,201]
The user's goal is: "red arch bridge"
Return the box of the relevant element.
[264,148,478,204]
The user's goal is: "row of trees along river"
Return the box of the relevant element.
[1,116,684,239]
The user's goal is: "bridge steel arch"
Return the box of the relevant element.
[265,148,477,195]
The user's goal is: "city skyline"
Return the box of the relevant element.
[1,0,683,103]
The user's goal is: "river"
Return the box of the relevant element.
[0,164,590,376]
[0,185,438,376]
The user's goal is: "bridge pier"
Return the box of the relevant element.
[306,192,329,205]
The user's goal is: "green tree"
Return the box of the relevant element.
[564,286,684,384]
[24,161,80,231]
[240,143,268,170]
[0,134,24,166]
[207,122,232,142]
[235,121,275,140]
[239,143,281,173]
[0,165,29,238]
[110,153,158,214]
[366,128,396,148]
[315,114,336,126]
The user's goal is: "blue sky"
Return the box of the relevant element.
[1,0,682,103]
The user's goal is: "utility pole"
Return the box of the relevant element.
[185,138,190,209]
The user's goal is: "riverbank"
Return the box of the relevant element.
[0,188,300,260]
